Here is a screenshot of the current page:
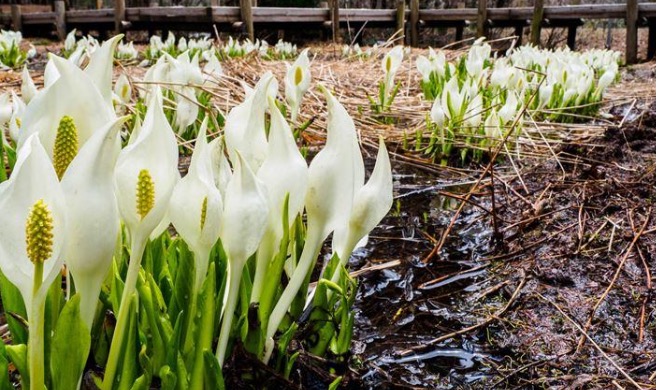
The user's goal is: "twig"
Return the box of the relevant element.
[576,208,652,351]
[538,293,644,390]
[399,275,526,356]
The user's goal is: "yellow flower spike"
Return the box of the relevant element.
[294,66,303,86]
[136,169,155,220]
[53,115,79,179]
[25,199,54,265]
[200,196,208,231]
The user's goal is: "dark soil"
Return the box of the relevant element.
[340,65,656,389]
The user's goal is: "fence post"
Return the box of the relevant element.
[530,0,544,47]
[648,21,655,60]
[476,0,487,38]
[54,0,66,41]
[625,0,638,64]
[240,0,254,41]
[115,0,126,34]
[396,0,405,42]
[410,0,418,47]
[11,4,21,32]
[329,0,340,43]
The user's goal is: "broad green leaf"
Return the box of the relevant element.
[6,344,28,389]
[50,294,91,390]
[0,269,28,345]
[202,351,224,390]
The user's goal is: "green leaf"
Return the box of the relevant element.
[50,294,91,390]
[0,269,28,345]
[189,263,216,390]
[0,342,12,389]
[6,344,28,389]
[159,365,177,390]
[117,295,139,390]
[328,376,343,390]
[202,351,224,390]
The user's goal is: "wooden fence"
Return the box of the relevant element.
[1,1,654,63]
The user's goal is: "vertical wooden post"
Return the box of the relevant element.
[625,0,638,64]
[530,0,544,47]
[396,0,405,42]
[410,0,418,47]
[240,0,254,41]
[149,0,159,7]
[514,23,523,46]
[11,4,22,32]
[476,0,487,38]
[648,21,655,60]
[330,0,340,44]
[210,0,219,6]
[566,23,577,50]
[54,0,66,40]
[455,24,464,42]
[114,0,126,34]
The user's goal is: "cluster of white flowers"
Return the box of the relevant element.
[342,43,376,59]
[0,29,35,68]
[0,32,392,390]
[414,39,621,162]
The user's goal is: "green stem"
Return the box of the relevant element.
[102,235,146,390]
[28,262,45,390]
[215,260,244,366]
[182,249,209,358]
[250,229,274,304]
[265,227,324,340]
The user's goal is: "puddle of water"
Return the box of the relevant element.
[352,164,508,388]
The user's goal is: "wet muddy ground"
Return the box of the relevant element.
[340,68,656,388]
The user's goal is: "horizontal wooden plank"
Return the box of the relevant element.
[252,7,327,23]
[22,11,56,25]
[66,9,114,23]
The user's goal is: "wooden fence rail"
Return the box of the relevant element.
[1,2,654,62]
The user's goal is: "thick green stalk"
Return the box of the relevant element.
[102,234,146,390]
[215,260,244,366]
[28,262,45,390]
[250,229,275,304]
[265,226,324,341]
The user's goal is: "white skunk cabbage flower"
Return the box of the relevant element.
[85,34,123,106]
[208,137,232,198]
[441,77,465,119]
[285,48,311,123]
[216,152,269,365]
[18,55,115,178]
[113,73,132,106]
[61,116,127,329]
[203,53,223,83]
[21,65,37,104]
[464,94,483,128]
[224,72,273,172]
[0,133,66,310]
[114,87,178,244]
[251,97,309,303]
[498,92,518,124]
[0,93,11,125]
[265,85,363,348]
[8,91,26,142]
[330,137,393,282]
[430,96,446,128]
[104,88,179,387]
[64,29,77,52]
[169,118,223,290]
[0,134,67,390]
[382,45,404,97]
